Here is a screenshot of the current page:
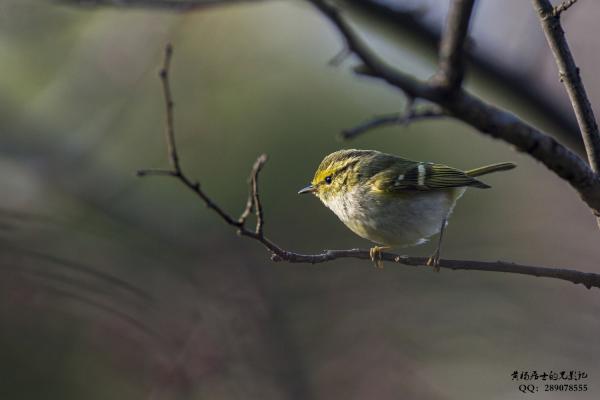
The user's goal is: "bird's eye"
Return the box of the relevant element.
[325,175,332,184]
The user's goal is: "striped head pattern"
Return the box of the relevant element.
[307,149,374,202]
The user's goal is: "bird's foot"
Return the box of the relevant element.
[369,246,389,269]
[426,250,441,272]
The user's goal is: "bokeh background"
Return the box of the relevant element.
[1,0,599,399]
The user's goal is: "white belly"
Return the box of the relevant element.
[324,188,465,247]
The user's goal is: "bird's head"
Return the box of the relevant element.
[298,149,374,203]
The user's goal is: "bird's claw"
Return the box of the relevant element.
[426,251,441,272]
[369,246,389,269]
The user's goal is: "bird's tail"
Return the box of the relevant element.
[466,162,516,178]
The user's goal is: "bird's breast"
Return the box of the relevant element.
[322,188,465,246]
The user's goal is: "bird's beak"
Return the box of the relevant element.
[298,184,316,195]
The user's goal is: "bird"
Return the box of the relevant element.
[298,149,516,269]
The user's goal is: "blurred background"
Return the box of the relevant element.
[1,0,599,399]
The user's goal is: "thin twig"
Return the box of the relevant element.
[553,0,579,17]
[268,249,600,290]
[160,43,180,173]
[341,107,447,140]
[138,44,243,229]
[237,154,268,232]
[251,154,268,235]
[238,184,255,226]
[308,0,435,100]
[328,46,351,67]
[136,44,600,291]
[136,169,176,177]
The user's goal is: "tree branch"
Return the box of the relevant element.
[553,0,579,17]
[270,250,600,290]
[159,43,180,173]
[341,105,446,140]
[533,0,600,175]
[57,0,261,10]
[135,44,600,291]
[137,47,243,228]
[430,0,476,92]
[345,0,584,150]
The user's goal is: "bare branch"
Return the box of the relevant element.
[553,0,579,17]
[533,0,600,175]
[431,0,476,92]
[308,0,436,100]
[350,0,579,148]
[57,0,262,11]
[250,155,268,235]
[238,154,268,229]
[136,168,176,177]
[160,43,180,173]
[328,46,351,67]
[137,44,243,229]
[269,249,600,290]
[309,0,600,218]
[533,0,600,225]
[238,184,255,226]
[341,107,446,140]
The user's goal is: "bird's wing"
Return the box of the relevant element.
[371,162,490,192]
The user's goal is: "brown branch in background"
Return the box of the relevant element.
[250,155,267,235]
[344,0,582,148]
[57,0,262,11]
[533,0,600,174]
[309,1,436,100]
[238,175,256,226]
[309,0,600,219]
[136,44,600,290]
[328,46,351,67]
[238,154,268,233]
[553,0,579,16]
[341,106,446,140]
[160,43,180,173]
[430,0,475,92]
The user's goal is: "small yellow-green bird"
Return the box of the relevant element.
[298,149,515,268]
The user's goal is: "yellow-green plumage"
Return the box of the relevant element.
[300,149,515,248]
